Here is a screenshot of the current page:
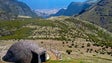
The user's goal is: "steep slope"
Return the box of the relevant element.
[79,0,112,32]
[0,17,112,47]
[64,2,91,16]
[0,0,37,20]
[51,9,65,16]
[51,2,93,17]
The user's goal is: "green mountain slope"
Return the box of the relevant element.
[0,17,112,47]
[0,0,37,20]
[78,0,112,32]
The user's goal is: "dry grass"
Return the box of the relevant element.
[0,39,112,63]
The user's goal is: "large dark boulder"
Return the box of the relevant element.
[2,41,46,63]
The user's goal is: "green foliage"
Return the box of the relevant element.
[47,60,76,63]
[0,27,33,40]
[80,61,84,63]
[47,60,72,63]
[47,59,86,63]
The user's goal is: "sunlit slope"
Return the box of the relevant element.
[0,17,112,47]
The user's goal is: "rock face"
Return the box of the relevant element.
[0,0,37,20]
[2,41,46,63]
[79,0,112,32]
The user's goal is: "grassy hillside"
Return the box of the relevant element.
[0,17,112,47]
[78,0,112,32]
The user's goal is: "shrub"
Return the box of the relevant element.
[66,49,72,55]
[87,43,91,47]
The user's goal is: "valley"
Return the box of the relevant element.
[0,0,112,63]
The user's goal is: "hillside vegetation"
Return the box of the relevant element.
[79,0,112,32]
[0,17,112,47]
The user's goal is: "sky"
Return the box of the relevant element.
[19,0,87,10]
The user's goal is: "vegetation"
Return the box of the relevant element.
[0,17,112,48]
[66,49,72,54]
[78,0,112,32]
[47,60,86,63]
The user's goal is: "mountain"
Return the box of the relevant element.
[53,9,65,16]
[35,9,59,18]
[51,2,93,17]
[79,0,112,32]
[0,0,37,20]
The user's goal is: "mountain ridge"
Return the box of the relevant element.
[78,0,112,32]
[50,1,98,17]
[0,0,37,20]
